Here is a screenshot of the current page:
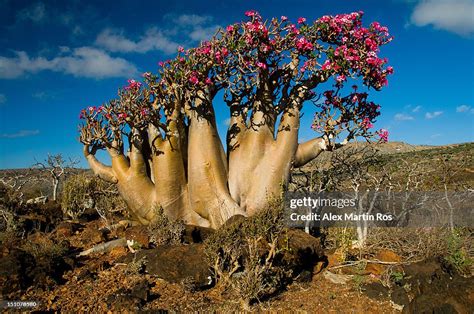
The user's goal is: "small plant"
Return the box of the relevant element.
[126,256,147,275]
[444,229,473,276]
[147,206,185,246]
[390,271,405,285]
[352,260,367,292]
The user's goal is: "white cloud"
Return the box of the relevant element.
[95,28,180,54]
[456,105,472,112]
[189,25,221,42]
[425,111,443,119]
[0,94,6,104]
[412,105,422,112]
[174,14,212,26]
[395,113,415,121]
[0,129,40,138]
[96,14,220,54]
[411,0,474,36]
[0,48,138,79]
[17,2,46,23]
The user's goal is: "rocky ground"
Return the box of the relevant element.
[1,213,473,312]
[1,142,473,312]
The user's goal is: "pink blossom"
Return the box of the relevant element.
[256,62,267,69]
[361,117,373,129]
[295,37,313,52]
[336,75,346,83]
[158,61,164,67]
[245,10,257,17]
[226,25,234,33]
[118,113,127,119]
[386,66,394,74]
[221,47,229,56]
[125,79,142,90]
[88,106,95,112]
[189,75,199,85]
[297,17,306,24]
[289,24,299,35]
[378,129,389,142]
[205,77,212,85]
[281,16,288,21]
[321,60,332,71]
[177,46,184,53]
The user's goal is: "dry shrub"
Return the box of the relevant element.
[321,227,357,262]
[204,197,290,309]
[147,206,185,246]
[363,227,472,263]
[21,233,70,283]
[61,173,126,220]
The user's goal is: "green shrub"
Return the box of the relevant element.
[147,206,185,246]
[204,197,290,309]
[444,229,473,276]
[61,173,126,220]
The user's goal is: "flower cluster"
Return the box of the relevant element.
[377,129,389,142]
[124,79,142,90]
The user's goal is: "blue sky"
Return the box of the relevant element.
[0,0,473,168]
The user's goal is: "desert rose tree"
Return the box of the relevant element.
[79,11,393,229]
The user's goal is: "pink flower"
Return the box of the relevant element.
[125,79,142,90]
[245,10,257,17]
[256,62,267,69]
[336,75,346,83]
[378,129,389,142]
[295,37,313,52]
[281,16,288,21]
[158,61,164,67]
[297,17,306,24]
[289,24,299,34]
[189,75,199,85]
[361,117,373,129]
[88,106,95,112]
[321,60,332,71]
[221,47,229,56]
[177,46,184,53]
[226,25,234,33]
[118,113,127,119]
[386,66,394,74]
[205,77,212,85]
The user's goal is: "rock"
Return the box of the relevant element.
[363,282,389,300]
[376,249,402,263]
[365,249,403,276]
[127,244,212,289]
[323,270,352,284]
[124,226,150,247]
[26,196,48,205]
[55,221,83,237]
[183,225,215,243]
[0,249,35,294]
[279,228,324,272]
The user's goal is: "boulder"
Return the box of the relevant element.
[126,244,212,289]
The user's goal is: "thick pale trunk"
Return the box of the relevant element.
[229,103,300,215]
[187,112,245,228]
